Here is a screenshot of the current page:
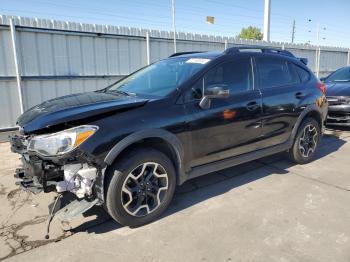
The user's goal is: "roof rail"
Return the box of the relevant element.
[224,46,295,58]
[169,51,205,57]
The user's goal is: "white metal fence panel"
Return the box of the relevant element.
[0,29,16,76]
[319,50,349,75]
[15,30,147,77]
[0,14,349,129]
[0,80,22,128]
[21,77,121,110]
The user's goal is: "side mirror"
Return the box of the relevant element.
[199,96,211,109]
[320,77,326,82]
[199,84,230,109]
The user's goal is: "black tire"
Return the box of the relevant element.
[288,118,321,164]
[104,147,176,227]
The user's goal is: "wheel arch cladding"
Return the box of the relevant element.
[291,104,323,144]
[104,129,186,185]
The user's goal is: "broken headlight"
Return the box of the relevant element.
[28,125,98,157]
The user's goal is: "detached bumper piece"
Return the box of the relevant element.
[44,193,98,239]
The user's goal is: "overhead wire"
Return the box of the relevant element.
[2,0,348,45]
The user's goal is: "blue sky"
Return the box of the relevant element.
[1,0,349,47]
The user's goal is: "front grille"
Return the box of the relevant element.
[327,112,350,124]
[328,113,350,120]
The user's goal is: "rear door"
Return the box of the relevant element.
[255,55,306,147]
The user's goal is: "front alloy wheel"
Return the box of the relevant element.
[121,162,169,217]
[105,148,176,226]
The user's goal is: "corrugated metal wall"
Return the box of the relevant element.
[0,15,349,129]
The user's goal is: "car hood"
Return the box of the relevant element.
[326,82,350,96]
[17,91,149,134]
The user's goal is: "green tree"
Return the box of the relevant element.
[237,26,263,40]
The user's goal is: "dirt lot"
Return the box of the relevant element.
[1,129,350,262]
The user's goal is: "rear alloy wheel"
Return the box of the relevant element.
[289,118,321,164]
[105,148,176,226]
[298,124,318,158]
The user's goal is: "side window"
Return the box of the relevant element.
[293,64,311,83]
[287,62,301,84]
[186,58,253,101]
[257,57,299,89]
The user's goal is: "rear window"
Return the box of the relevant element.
[257,57,300,89]
[293,64,311,83]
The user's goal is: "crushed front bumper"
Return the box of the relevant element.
[10,133,105,238]
[11,135,63,193]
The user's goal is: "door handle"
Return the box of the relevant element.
[295,92,305,99]
[246,101,260,111]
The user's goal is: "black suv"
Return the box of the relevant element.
[10,46,328,232]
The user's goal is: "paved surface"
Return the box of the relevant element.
[1,129,350,261]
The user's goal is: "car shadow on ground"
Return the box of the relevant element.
[73,133,347,235]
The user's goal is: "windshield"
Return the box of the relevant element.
[325,67,350,82]
[106,57,211,96]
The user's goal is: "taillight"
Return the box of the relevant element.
[317,82,326,95]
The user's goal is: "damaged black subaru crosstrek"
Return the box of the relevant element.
[10,46,328,236]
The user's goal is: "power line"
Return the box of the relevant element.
[3,0,348,45]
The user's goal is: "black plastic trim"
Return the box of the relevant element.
[104,129,186,184]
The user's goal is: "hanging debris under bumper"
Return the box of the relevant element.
[10,134,105,238]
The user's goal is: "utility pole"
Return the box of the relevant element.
[263,0,271,41]
[291,19,296,43]
[316,22,320,46]
[307,19,326,78]
[171,0,177,53]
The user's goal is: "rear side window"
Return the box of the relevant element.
[257,57,300,89]
[293,64,311,83]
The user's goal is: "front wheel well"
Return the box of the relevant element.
[106,137,181,183]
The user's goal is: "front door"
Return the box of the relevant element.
[184,56,263,167]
